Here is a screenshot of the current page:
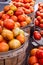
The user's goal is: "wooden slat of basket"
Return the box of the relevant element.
[5,58,12,65]
[5,57,18,65]
[17,52,25,63]
[11,57,17,65]
[0,59,4,65]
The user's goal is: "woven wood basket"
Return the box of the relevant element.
[0,33,29,65]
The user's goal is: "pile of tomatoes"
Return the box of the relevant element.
[34,3,43,29]
[11,0,35,14]
[0,22,26,52]
[0,4,29,52]
[28,46,43,65]
[33,30,43,40]
[0,4,31,28]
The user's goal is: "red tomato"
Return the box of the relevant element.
[15,8,24,16]
[23,0,32,3]
[40,30,43,36]
[14,22,20,28]
[16,34,25,44]
[33,31,41,40]
[28,56,38,65]
[4,5,10,12]
[39,24,43,28]
[36,50,43,59]
[14,2,23,7]
[37,16,42,21]
[2,14,9,20]
[4,19,14,29]
[35,19,39,26]
[29,6,34,12]
[20,21,27,27]
[39,59,43,65]
[40,19,43,23]
[40,13,43,17]
[18,14,26,22]
[39,46,43,50]
[0,35,3,42]
[11,15,17,22]
[19,0,23,2]
[24,3,30,9]
[39,3,43,7]
[0,42,9,52]
[0,20,3,27]
[36,11,41,16]
[38,6,42,10]
[0,26,2,33]
[0,11,4,18]
[40,9,43,13]
[30,48,39,56]
[24,8,31,14]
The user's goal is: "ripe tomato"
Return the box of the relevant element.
[36,11,41,16]
[36,50,43,59]
[0,42,9,52]
[26,17,31,24]
[2,14,9,20]
[14,2,22,7]
[4,19,14,29]
[0,20,3,27]
[35,19,39,26]
[19,0,23,2]
[23,0,32,3]
[18,14,26,22]
[30,6,34,12]
[39,59,43,65]
[16,34,25,44]
[0,11,4,18]
[24,8,31,14]
[30,0,35,6]
[38,6,42,10]
[15,8,24,16]
[24,3,30,9]
[20,21,27,27]
[0,26,2,33]
[37,16,42,21]
[4,5,10,12]
[0,35,3,42]
[39,3,43,7]
[40,9,43,13]
[30,48,39,56]
[11,15,17,22]
[14,22,20,28]
[33,31,41,40]
[39,46,43,50]
[33,63,40,65]
[39,23,43,28]
[40,19,43,23]
[28,56,38,65]
[40,30,43,36]
[40,13,43,17]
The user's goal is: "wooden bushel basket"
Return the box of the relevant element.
[0,33,29,65]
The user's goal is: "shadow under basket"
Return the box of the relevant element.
[0,0,11,11]
[0,33,29,65]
